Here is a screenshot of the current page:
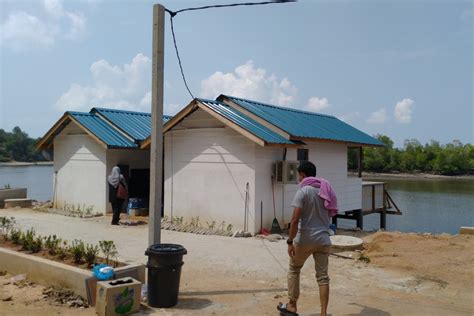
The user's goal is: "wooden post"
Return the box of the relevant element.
[355,209,363,230]
[357,146,363,178]
[149,3,165,246]
[380,183,387,230]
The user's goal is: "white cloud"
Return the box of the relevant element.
[306,97,330,112]
[0,12,55,50]
[44,0,64,18]
[366,108,387,124]
[64,12,86,40]
[200,60,297,106]
[394,98,414,123]
[0,0,86,50]
[56,53,153,112]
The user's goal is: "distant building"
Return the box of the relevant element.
[37,95,386,233]
[36,108,171,214]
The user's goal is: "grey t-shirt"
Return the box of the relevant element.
[291,186,331,246]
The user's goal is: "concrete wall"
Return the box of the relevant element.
[53,122,107,214]
[0,247,145,299]
[0,188,27,208]
[164,109,256,232]
[106,149,150,213]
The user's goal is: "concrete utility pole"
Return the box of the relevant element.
[149,3,165,246]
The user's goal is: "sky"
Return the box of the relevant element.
[0,0,472,147]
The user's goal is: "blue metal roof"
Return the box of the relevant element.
[198,99,295,145]
[221,95,383,146]
[68,112,137,148]
[92,108,172,141]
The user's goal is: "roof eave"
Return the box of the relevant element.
[290,136,384,147]
[35,113,71,151]
[140,99,199,149]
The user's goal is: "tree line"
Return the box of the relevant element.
[348,135,474,176]
[1,126,472,175]
[0,127,46,162]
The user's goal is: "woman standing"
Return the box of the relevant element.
[108,166,128,225]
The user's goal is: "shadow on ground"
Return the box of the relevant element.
[138,298,213,312]
[180,287,287,296]
[306,303,391,316]
[173,297,213,310]
[346,303,391,315]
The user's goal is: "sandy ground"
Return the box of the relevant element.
[0,208,473,316]
[0,272,93,316]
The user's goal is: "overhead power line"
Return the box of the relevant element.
[164,0,297,99]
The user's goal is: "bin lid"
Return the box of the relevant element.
[146,243,187,256]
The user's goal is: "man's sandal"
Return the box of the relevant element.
[277,302,299,316]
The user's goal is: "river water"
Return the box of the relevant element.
[339,177,474,234]
[0,166,472,234]
[0,165,54,202]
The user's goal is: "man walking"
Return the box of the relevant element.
[277,161,335,316]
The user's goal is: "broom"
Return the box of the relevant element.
[271,176,281,234]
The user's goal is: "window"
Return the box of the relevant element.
[297,148,309,162]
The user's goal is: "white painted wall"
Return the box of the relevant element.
[106,149,150,213]
[254,141,362,231]
[164,109,256,232]
[53,122,107,214]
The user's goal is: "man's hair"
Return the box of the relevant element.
[298,161,317,177]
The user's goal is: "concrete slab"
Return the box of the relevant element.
[4,198,33,208]
[330,235,364,251]
[459,226,474,235]
[0,188,27,208]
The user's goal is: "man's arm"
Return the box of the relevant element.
[288,207,301,241]
[287,207,301,257]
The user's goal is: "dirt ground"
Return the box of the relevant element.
[0,272,93,316]
[0,209,473,316]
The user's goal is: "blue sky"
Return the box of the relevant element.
[1,0,472,147]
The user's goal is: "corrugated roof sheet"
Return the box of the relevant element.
[221,95,383,146]
[198,99,295,145]
[93,108,172,141]
[68,112,137,148]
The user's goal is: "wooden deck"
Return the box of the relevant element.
[333,181,402,230]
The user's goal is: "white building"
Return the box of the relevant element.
[37,108,171,214]
[141,95,384,233]
[38,95,388,233]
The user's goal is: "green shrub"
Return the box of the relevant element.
[1,216,16,240]
[85,244,99,266]
[10,229,21,244]
[57,240,69,260]
[30,236,43,253]
[44,235,62,255]
[20,228,36,251]
[70,239,85,263]
[99,240,118,266]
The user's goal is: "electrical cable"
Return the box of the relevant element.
[164,0,296,99]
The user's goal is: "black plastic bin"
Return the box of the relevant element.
[145,243,187,308]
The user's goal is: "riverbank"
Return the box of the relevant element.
[350,171,474,180]
[0,162,53,167]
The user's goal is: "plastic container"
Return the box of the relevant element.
[93,264,114,281]
[145,244,187,308]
